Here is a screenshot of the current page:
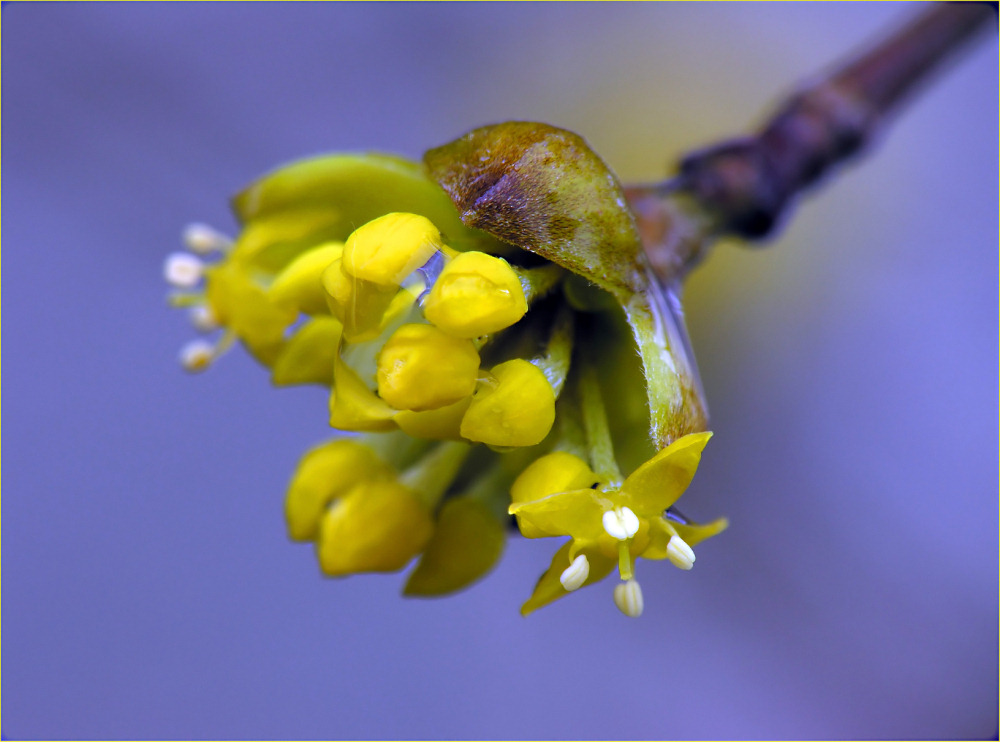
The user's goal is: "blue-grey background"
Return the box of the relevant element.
[3,3,997,739]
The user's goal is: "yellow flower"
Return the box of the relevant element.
[167,123,729,615]
[510,431,728,616]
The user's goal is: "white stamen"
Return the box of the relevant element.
[665,535,696,570]
[189,304,219,332]
[183,223,232,255]
[559,554,590,592]
[179,339,215,372]
[602,506,640,541]
[164,252,204,289]
[613,579,644,618]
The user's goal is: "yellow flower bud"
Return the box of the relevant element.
[285,439,393,541]
[268,242,344,315]
[460,359,555,447]
[316,480,433,576]
[271,316,343,387]
[321,258,398,343]
[329,356,398,432]
[510,451,599,538]
[423,251,527,338]
[510,451,598,504]
[376,324,480,411]
[403,497,505,596]
[342,212,443,287]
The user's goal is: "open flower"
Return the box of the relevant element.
[510,432,728,616]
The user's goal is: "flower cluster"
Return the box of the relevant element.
[165,122,726,616]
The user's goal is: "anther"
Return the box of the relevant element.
[665,534,696,570]
[182,223,232,255]
[559,554,590,592]
[179,339,214,372]
[189,304,219,332]
[164,253,204,289]
[613,579,644,618]
[602,506,640,541]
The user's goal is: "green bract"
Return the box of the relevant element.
[425,121,707,447]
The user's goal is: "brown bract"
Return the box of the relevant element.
[423,121,644,298]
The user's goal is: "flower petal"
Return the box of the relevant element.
[268,241,344,315]
[342,212,443,287]
[507,448,601,561]
[423,251,527,338]
[271,316,342,387]
[328,355,398,432]
[285,438,392,541]
[508,488,609,541]
[321,258,399,343]
[317,480,433,576]
[206,265,296,365]
[459,359,556,447]
[620,431,713,514]
[376,324,480,411]
[520,542,616,616]
[642,515,729,559]
[510,451,598,504]
[671,517,729,547]
[394,397,472,441]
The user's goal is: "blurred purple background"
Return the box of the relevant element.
[3,3,997,739]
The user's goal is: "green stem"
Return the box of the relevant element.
[517,263,565,304]
[363,430,433,472]
[463,463,516,522]
[579,362,623,485]
[399,441,472,509]
[530,304,574,398]
[552,385,588,460]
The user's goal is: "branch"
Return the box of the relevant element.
[627,2,996,284]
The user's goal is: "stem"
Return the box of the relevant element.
[552,386,589,460]
[530,303,574,398]
[518,263,565,304]
[463,463,516,521]
[579,362,623,484]
[629,2,996,282]
[399,441,471,509]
